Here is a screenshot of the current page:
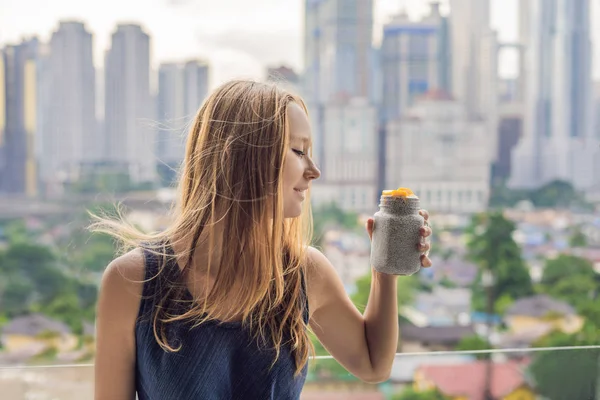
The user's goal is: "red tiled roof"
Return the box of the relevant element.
[301,393,384,400]
[418,360,530,400]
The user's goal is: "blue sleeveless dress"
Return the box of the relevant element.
[135,246,309,400]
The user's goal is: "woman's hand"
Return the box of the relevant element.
[365,209,433,268]
[417,209,433,267]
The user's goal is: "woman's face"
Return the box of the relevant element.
[281,103,321,218]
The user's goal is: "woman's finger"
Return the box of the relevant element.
[417,242,431,252]
[420,226,432,237]
[420,254,433,268]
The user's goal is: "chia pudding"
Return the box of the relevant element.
[370,188,424,276]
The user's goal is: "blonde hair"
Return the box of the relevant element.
[91,80,314,374]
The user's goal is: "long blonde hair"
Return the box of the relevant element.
[91,80,314,374]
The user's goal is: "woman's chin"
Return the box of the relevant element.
[283,206,303,219]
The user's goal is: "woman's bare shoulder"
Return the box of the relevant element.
[100,248,146,308]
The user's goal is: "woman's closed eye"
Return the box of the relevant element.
[292,149,306,158]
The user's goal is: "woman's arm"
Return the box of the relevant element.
[94,250,145,400]
[307,214,432,383]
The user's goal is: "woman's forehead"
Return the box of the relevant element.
[287,103,312,142]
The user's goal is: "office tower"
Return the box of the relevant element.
[303,0,374,103]
[156,60,208,180]
[45,21,97,190]
[510,0,598,191]
[311,97,378,213]
[0,39,42,197]
[105,24,156,184]
[386,90,490,213]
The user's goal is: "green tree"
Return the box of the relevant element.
[3,220,28,244]
[70,232,116,273]
[392,387,449,400]
[488,182,529,208]
[0,240,97,331]
[311,202,361,246]
[38,292,86,334]
[488,179,592,210]
[569,227,588,248]
[530,180,576,208]
[466,212,533,312]
[351,272,417,313]
[455,335,491,360]
[529,331,599,400]
[438,276,457,289]
[0,243,64,314]
[539,255,595,310]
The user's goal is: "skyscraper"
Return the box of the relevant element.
[302,0,375,188]
[386,90,490,213]
[303,0,373,103]
[156,60,208,178]
[0,39,41,197]
[449,0,499,162]
[509,0,598,191]
[381,3,451,123]
[105,24,155,184]
[449,0,495,116]
[0,54,4,192]
[311,97,378,213]
[379,2,452,194]
[47,21,97,188]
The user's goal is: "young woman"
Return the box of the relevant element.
[94,80,432,400]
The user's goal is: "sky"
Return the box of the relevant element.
[1,0,599,89]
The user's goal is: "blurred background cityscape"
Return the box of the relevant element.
[1,0,600,399]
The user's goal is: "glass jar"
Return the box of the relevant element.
[370,195,424,275]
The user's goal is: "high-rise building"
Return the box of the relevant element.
[449,0,496,116]
[46,21,97,189]
[311,97,378,213]
[594,82,600,138]
[105,24,156,184]
[302,0,375,196]
[509,0,598,191]
[303,0,373,103]
[0,39,41,197]
[0,54,4,191]
[494,113,523,184]
[386,90,491,213]
[378,2,452,194]
[380,3,451,122]
[156,60,208,178]
[449,0,499,163]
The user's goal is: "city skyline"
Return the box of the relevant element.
[1,0,579,89]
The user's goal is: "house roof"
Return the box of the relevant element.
[418,360,530,400]
[301,393,384,400]
[400,324,475,345]
[505,295,576,317]
[2,314,71,336]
